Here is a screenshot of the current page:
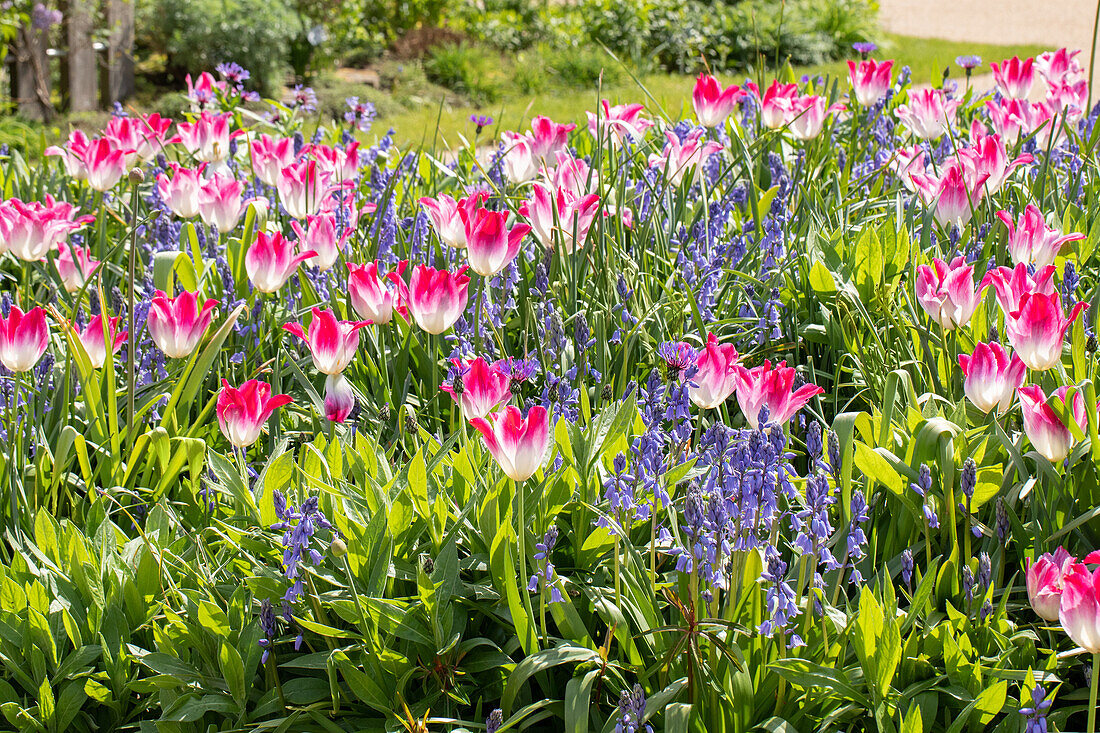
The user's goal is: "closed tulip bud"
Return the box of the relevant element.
[128,167,145,184]
[329,537,347,558]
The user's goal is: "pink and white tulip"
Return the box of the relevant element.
[216,379,293,448]
[1036,48,1084,87]
[146,289,219,359]
[464,207,532,277]
[688,333,739,409]
[1018,384,1086,463]
[198,174,247,233]
[911,164,987,228]
[748,80,799,129]
[957,134,1032,195]
[283,307,370,375]
[290,214,351,271]
[419,192,487,249]
[1026,547,1075,621]
[889,145,927,192]
[245,231,317,294]
[997,204,1084,269]
[157,163,206,219]
[250,134,295,187]
[982,263,1059,317]
[83,138,130,192]
[55,242,100,293]
[74,314,127,369]
[732,360,825,429]
[788,95,844,140]
[991,56,1035,100]
[648,129,722,186]
[440,357,513,419]
[0,197,90,261]
[1006,291,1088,371]
[519,183,600,253]
[406,264,471,334]
[324,373,355,423]
[44,129,91,180]
[133,113,173,162]
[175,112,238,164]
[692,74,743,127]
[528,116,576,160]
[0,306,49,373]
[470,405,550,482]
[957,342,1026,415]
[895,88,959,140]
[347,260,408,324]
[586,100,654,148]
[306,142,360,183]
[1059,562,1100,652]
[501,131,538,184]
[277,159,330,220]
[847,59,893,106]
[914,257,985,330]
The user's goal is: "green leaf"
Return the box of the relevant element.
[502,644,601,715]
[218,642,246,708]
[769,658,870,707]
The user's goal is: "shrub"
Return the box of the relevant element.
[145,0,298,94]
[424,43,503,105]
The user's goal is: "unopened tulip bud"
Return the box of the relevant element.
[128,167,145,184]
[329,537,347,558]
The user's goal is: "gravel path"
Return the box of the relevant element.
[879,0,1099,93]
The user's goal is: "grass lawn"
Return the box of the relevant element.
[375,33,1052,150]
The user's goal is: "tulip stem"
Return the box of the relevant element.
[126,176,140,450]
[1090,651,1099,733]
[515,478,538,652]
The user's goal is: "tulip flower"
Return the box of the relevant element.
[216,379,292,448]
[74,314,127,369]
[157,163,206,219]
[1036,48,1084,87]
[692,74,743,127]
[586,100,654,148]
[648,129,723,186]
[283,307,370,375]
[1026,547,1075,621]
[406,264,470,334]
[464,208,532,277]
[957,342,1026,415]
[788,95,844,140]
[991,56,1035,99]
[197,174,247,234]
[146,289,219,358]
[747,80,799,128]
[1006,292,1088,371]
[914,257,985,330]
[133,113,173,162]
[245,231,317,294]
[997,205,1084,269]
[418,192,488,249]
[102,116,144,167]
[889,145,927,192]
[519,183,600,254]
[55,241,100,293]
[1045,78,1089,121]
[250,134,295,187]
[527,116,575,160]
[290,214,351,272]
[0,305,49,373]
[306,142,361,183]
[278,159,330,220]
[732,360,825,429]
[470,405,550,482]
[985,98,1033,146]
[895,88,959,139]
[957,134,1032,195]
[347,260,408,324]
[982,263,1059,318]
[324,373,355,423]
[847,58,893,106]
[1060,562,1100,654]
[441,357,513,419]
[501,131,538,184]
[0,197,90,261]
[688,333,740,409]
[174,111,238,163]
[44,129,91,180]
[83,138,130,192]
[543,151,595,198]
[911,164,987,228]
[1017,384,1085,463]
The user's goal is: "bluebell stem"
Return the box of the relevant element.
[963,565,976,604]
[996,498,1010,541]
[600,453,650,536]
[759,555,802,645]
[486,709,504,733]
[258,599,277,663]
[271,493,334,605]
[977,551,992,595]
[792,474,839,590]
[827,430,842,482]
[614,684,652,733]
[911,464,939,528]
[846,489,870,583]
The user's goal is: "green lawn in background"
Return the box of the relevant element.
[376,33,1052,150]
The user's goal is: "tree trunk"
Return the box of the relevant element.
[67,0,97,111]
[15,26,54,121]
[107,0,133,103]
